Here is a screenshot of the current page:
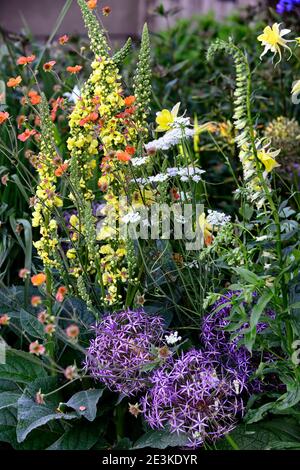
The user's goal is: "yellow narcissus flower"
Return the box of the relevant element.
[257,23,293,64]
[257,148,281,173]
[156,102,180,132]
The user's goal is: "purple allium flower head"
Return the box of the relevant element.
[202,291,275,393]
[84,308,165,396]
[142,349,244,448]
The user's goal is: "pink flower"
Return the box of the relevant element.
[38,310,48,324]
[64,365,78,380]
[29,340,45,356]
[0,314,10,326]
[66,324,80,339]
[31,295,42,307]
[19,268,30,279]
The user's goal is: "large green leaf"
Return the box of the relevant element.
[0,392,20,411]
[133,429,190,449]
[47,421,101,450]
[216,423,276,450]
[64,389,104,422]
[0,408,17,446]
[0,349,46,384]
[20,309,45,339]
[16,377,78,443]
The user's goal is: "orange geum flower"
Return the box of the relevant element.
[124,95,136,107]
[17,115,26,129]
[87,0,97,9]
[28,90,42,105]
[29,340,45,356]
[31,295,42,307]
[66,65,82,74]
[17,54,36,65]
[59,34,69,45]
[116,150,131,162]
[18,129,37,142]
[102,6,111,16]
[0,111,9,124]
[43,60,56,72]
[55,286,67,302]
[125,145,135,155]
[55,162,69,177]
[7,76,22,88]
[31,272,46,286]
[0,314,10,326]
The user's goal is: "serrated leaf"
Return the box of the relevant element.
[133,429,190,449]
[0,349,46,384]
[17,377,78,443]
[64,389,104,422]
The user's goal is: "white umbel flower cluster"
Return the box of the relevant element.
[206,210,231,227]
[165,331,182,345]
[145,126,195,152]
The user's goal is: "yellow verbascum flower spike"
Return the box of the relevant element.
[156,102,180,132]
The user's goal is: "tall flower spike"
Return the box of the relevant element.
[207,40,272,209]
[113,37,132,66]
[133,23,152,132]
[77,0,109,56]
[32,94,62,269]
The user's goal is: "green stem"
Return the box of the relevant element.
[244,60,293,352]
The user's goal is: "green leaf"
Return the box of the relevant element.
[250,291,273,330]
[47,421,101,450]
[275,384,300,411]
[133,429,190,449]
[17,377,78,443]
[20,309,45,339]
[216,423,275,450]
[234,267,261,285]
[0,408,17,446]
[0,392,20,411]
[268,440,300,450]
[64,389,104,422]
[245,402,275,424]
[0,349,46,384]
